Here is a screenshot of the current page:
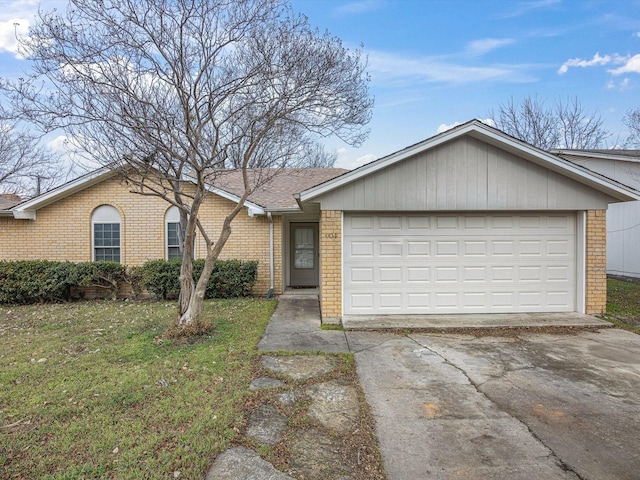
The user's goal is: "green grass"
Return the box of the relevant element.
[0,298,276,479]
[605,278,640,334]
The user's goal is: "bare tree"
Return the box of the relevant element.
[491,95,609,150]
[623,109,640,147]
[5,0,372,326]
[0,119,60,197]
[300,142,338,168]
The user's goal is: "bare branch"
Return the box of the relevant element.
[490,95,609,150]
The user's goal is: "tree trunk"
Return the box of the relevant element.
[178,221,233,326]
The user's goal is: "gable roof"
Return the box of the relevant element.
[7,164,348,220]
[210,168,348,211]
[298,119,640,203]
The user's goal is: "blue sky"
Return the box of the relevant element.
[2,0,640,169]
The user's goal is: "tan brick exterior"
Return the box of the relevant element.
[319,210,342,323]
[585,209,607,315]
[0,175,282,295]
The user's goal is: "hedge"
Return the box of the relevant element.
[139,259,258,300]
[0,261,126,304]
[0,259,258,304]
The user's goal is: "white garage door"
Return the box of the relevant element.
[343,213,576,314]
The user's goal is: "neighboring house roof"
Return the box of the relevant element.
[298,119,640,203]
[552,149,640,163]
[209,168,348,210]
[0,194,22,209]
[0,194,22,216]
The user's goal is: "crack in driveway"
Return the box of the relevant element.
[407,333,583,479]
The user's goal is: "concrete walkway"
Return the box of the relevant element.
[257,292,350,353]
[258,295,640,480]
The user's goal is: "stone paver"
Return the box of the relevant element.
[287,428,354,480]
[246,404,288,446]
[249,377,284,390]
[305,380,359,433]
[205,447,295,480]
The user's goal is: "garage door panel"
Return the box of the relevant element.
[343,213,576,315]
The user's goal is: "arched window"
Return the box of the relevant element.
[92,205,121,263]
[165,206,182,260]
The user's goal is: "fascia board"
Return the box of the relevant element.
[10,167,117,220]
[203,184,266,215]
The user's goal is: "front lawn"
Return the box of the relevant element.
[605,278,640,333]
[0,299,276,479]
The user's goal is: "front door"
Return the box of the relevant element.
[290,223,319,287]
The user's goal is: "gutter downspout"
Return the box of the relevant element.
[267,212,274,297]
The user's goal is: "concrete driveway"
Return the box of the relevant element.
[349,328,640,480]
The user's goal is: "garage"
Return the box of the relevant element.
[343,212,576,314]
[297,120,640,323]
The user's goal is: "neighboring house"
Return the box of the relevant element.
[2,120,639,325]
[552,149,640,280]
[0,194,22,210]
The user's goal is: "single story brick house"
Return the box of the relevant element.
[2,120,639,324]
[551,149,640,280]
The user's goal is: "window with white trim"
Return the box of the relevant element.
[165,206,182,260]
[92,205,121,263]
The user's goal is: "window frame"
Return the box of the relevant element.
[165,206,187,260]
[91,205,122,263]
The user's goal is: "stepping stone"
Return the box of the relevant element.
[261,355,337,380]
[249,377,284,390]
[305,380,360,433]
[277,389,304,406]
[288,428,354,479]
[246,404,288,445]
[205,447,294,480]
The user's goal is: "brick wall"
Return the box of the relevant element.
[585,209,607,315]
[319,210,342,324]
[0,175,282,296]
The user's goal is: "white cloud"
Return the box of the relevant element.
[0,18,29,57]
[467,38,515,56]
[558,52,611,74]
[368,50,534,85]
[607,78,632,91]
[334,148,377,170]
[499,0,561,18]
[609,54,640,75]
[436,122,461,134]
[333,0,384,17]
[0,1,68,58]
[436,118,495,134]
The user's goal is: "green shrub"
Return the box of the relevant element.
[140,259,258,299]
[139,259,182,300]
[0,260,76,304]
[70,261,128,300]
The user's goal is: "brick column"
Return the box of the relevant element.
[320,210,342,324]
[585,210,607,315]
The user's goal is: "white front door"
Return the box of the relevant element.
[343,213,576,314]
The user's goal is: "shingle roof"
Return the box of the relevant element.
[0,194,22,210]
[209,168,349,209]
